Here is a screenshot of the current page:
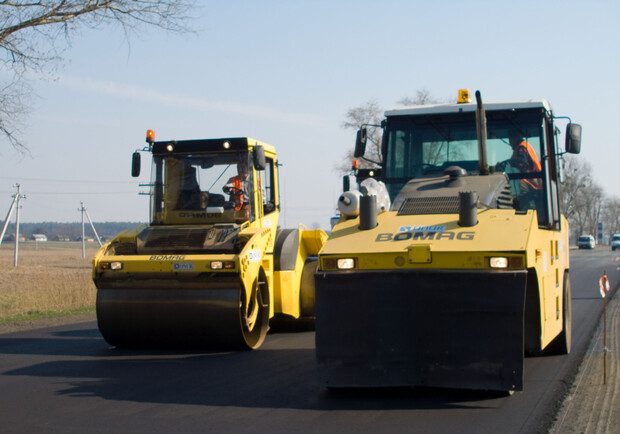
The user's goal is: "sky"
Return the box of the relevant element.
[0,0,618,229]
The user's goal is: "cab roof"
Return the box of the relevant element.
[385,99,552,117]
[151,137,275,156]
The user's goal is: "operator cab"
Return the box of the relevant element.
[365,94,581,229]
[132,134,278,226]
[152,151,256,224]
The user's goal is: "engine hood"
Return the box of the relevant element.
[136,224,241,254]
[391,170,513,213]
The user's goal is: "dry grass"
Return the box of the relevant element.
[0,242,99,322]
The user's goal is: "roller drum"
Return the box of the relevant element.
[96,276,269,350]
[315,268,527,391]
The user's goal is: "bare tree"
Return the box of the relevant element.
[0,0,195,151]
[397,88,437,106]
[559,156,607,240]
[602,197,620,236]
[338,89,441,174]
[336,98,382,173]
[559,156,583,222]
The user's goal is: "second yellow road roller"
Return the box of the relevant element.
[93,131,325,349]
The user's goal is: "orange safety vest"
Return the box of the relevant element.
[230,177,244,210]
[514,141,543,190]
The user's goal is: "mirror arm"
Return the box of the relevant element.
[360,156,382,166]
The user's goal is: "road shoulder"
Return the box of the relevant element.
[550,292,620,433]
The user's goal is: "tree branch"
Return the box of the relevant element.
[0,0,195,151]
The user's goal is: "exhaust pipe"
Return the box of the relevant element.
[459,191,478,227]
[359,194,377,230]
[475,90,490,176]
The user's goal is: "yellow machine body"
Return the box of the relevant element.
[320,208,570,348]
[316,92,580,392]
[93,137,326,349]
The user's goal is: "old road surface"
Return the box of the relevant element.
[0,248,618,434]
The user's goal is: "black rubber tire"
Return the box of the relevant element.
[273,229,300,271]
[239,270,270,349]
[300,259,318,317]
[546,272,572,355]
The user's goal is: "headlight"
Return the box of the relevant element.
[210,261,234,270]
[322,257,356,270]
[489,256,524,269]
[489,257,508,269]
[337,258,356,270]
[100,261,123,270]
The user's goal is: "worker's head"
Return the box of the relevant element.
[237,162,248,178]
[508,130,524,148]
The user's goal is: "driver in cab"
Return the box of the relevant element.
[505,131,542,191]
[223,162,251,220]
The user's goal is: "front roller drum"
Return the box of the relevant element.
[96,279,269,350]
[315,269,527,392]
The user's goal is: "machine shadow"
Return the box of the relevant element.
[2,325,502,411]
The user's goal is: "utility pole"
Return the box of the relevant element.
[79,202,102,259]
[80,202,86,258]
[12,184,26,267]
[85,206,102,247]
[0,188,19,248]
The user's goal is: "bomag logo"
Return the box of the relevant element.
[376,231,475,242]
[149,255,186,261]
[179,212,222,218]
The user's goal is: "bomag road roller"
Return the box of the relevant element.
[93,131,326,349]
[315,90,582,392]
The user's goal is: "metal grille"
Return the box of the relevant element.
[136,226,241,254]
[397,196,461,215]
[144,228,209,249]
[496,184,515,209]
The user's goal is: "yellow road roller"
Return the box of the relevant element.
[93,132,325,349]
[315,90,581,392]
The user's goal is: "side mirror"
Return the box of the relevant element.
[565,123,582,154]
[343,175,356,193]
[354,126,367,158]
[131,152,141,177]
[253,145,266,170]
[380,132,387,161]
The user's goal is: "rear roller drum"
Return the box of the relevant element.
[239,270,270,349]
[96,273,270,350]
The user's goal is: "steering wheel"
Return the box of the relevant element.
[226,187,245,196]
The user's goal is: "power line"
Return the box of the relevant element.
[0,176,136,184]
[11,191,139,195]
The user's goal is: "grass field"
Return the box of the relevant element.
[0,241,100,323]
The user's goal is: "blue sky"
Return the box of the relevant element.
[1,0,618,228]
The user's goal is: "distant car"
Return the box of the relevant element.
[577,235,595,249]
[611,234,620,251]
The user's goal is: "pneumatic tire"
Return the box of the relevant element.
[546,272,572,355]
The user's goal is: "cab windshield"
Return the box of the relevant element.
[383,110,545,198]
[150,151,254,225]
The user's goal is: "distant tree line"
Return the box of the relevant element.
[1,221,143,241]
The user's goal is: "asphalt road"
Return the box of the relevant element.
[0,247,617,434]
